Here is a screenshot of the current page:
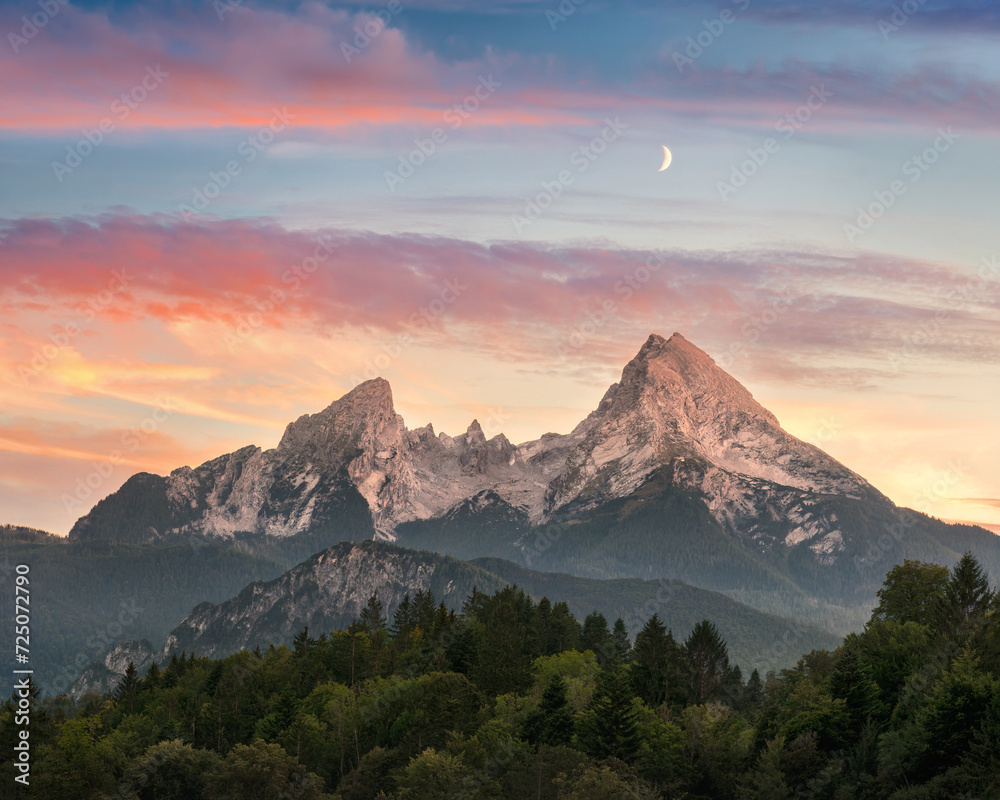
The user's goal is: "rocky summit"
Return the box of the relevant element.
[72,334,875,541]
[67,333,998,625]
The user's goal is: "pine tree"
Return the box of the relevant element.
[578,664,641,762]
[630,614,673,707]
[828,636,884,736]
[525,674,574,747]
[612,618,631,662]
[551,601,582,653]
[144,661,160,690]
[354,593,387,678]
[946,551,994,629]
[684,620,732,705]
[581,611,613,664]
[412,589,437,632]
[292,626,316,658]
[738,735,792,800]
[390,594,413,642]
[744,668,765,711]
[115,661,140,714]
[357,593,387,638]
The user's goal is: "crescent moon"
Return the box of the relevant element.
[658,145,672,171]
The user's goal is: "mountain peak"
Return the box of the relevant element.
[465,419,486,441]
[636,331,711,364]
[278,376,398,457]
[343,376,392,401]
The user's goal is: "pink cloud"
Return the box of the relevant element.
[2,4,997,138]
[2,213,997,388]
[0,3,588,135]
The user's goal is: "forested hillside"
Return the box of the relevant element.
[0,527,286,697]
[3,553,998,799]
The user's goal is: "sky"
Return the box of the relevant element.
[0,0,998,536]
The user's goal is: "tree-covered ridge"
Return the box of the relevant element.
[3,552,999,799]
[0,533,288,698]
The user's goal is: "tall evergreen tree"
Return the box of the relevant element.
[581,611,613,663]
[744,668,765,712]
[390,594,413,642]
[292,626,316,658]
[115,661,140,715]
[946,551,994,629]
[353,593,387,677]
[357,593,387,638]
[525,674,574,747]
[412,589,437,633]
[144,661,161,690]
[630,614,673,708]
[577,664,641,763]
[828,635,884,735]
[551,601,583,654]
[684,620,733,705]
[611,618,631,662]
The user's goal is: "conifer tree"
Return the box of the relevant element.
[946,551,994,629]
[744,668,765,711]
[630,614,673,707]
[829,636,883,735]
[581,611,613,663]
[684,620,733,705]
[390,594,413,642]
[612,618,631,662]
[577,664,641,762]
[525,674,574,747]
[115,661,140,714]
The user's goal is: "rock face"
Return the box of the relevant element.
[154,540,842,673]
[69,332,888,569]
[68,639,155,700]
[545,334,878,508]
[157,542,504,661]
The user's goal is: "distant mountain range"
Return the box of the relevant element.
[67,333,1000,631]
[72,333,884,543]
[10,333,999,697]
[66,540,841,699]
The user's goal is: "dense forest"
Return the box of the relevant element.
[3,553,999,799]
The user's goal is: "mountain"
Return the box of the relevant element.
[66,333,1000,634]
[0,527,288,699]
[134,541,839,676]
